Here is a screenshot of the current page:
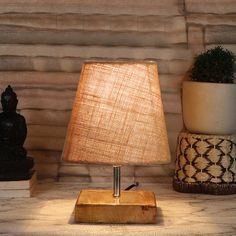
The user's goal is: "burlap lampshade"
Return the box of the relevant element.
[62,61,170,165]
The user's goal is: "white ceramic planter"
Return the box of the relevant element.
[182,81,236,135]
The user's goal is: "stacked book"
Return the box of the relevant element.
[0,172,37,198]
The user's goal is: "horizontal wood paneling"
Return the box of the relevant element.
[0,13,186,46]
[0,0,183,15]
[0,56,191,75]
[28,150,61,163]
[0,30,186,46]
[0,14,186,32]
[0,72,184,92]
[205,26,236,44]
[28,125,67,138]
[187,14,236,26]
[185,0,236,14]
[0,45,192,60]
[25,136,64,151]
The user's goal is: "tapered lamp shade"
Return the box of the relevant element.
[62,61,170,165]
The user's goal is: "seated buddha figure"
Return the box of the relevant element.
[0,86,34,180]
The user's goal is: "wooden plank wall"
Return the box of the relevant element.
[0,0,235,182]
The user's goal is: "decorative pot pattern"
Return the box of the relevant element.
[173,131,236,195]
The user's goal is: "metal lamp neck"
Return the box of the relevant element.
[113,166,121,197]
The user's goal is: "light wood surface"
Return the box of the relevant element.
[75,189,157,223]
[0,178,236,235]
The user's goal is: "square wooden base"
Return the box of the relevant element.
[0,172,37,198]
[75,189,157,224]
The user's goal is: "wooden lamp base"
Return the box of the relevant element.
[75,189,157,224]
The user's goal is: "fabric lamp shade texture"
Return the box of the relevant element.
[62,61,170,165]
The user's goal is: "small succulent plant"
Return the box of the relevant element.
[191,46,235,83]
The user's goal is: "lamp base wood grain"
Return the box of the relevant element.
[75,189,157,224]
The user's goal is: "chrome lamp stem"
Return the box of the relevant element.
[113,166,121,197]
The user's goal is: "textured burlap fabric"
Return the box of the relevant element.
[175,131,236,184]
[62,61,170,165]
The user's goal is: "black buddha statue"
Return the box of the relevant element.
[0,85,34,181]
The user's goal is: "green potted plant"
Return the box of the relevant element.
[182,46,236,134]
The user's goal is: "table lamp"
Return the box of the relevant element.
[62,61,170,224]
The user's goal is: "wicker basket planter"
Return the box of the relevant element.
[173,131,236,195]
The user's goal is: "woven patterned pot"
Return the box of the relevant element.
[173,131,236,195]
